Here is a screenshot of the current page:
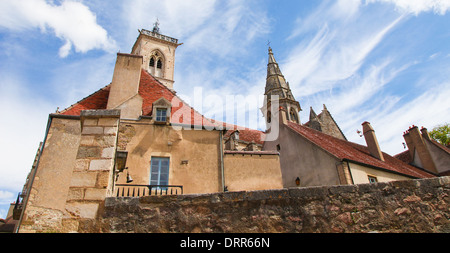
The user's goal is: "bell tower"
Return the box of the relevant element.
[261,47,301,129]
[131,20,183,89]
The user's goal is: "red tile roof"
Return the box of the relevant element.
[210,119,266,145]
[60,69,217,128]
[286,121,435,179]
[60,86,110,115]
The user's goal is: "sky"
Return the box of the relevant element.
[0,0,449,219]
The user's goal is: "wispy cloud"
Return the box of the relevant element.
[0,0,117,57]
[366,0,450,15]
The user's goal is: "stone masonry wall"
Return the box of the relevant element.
[91,176,449,233]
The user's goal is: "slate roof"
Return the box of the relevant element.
[286,121,435,179]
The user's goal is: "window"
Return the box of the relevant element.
[150,157,170,188]
[149,57,155,67]
[156,108,167,122]
[157,59,162,69]
[368,175,378,183]
[290,109,298,123]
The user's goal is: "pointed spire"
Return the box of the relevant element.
[262,46,302,126]
[309,107,322,132]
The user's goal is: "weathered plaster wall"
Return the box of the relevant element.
[116,121,222,194]
[19,117,81,233]
[223,152,283,192]
[264,124,341,188]
[96,176,449,233]
[349,162,411,184]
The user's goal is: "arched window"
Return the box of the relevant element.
[149,57,155,67]
[290,109,298,123]
[157,59,162,69]
[148,50,164,78]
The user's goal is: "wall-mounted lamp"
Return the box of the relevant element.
[181,160,188,165]
[126,171,133,183]
[295,177,300,186]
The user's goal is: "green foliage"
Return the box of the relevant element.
[429,123,449,146]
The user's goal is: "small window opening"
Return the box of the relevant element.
[368,175,378,183]
[156,108,167,122]
[149,57,155,67]
[157,59,162,69]
[276,144,281,151]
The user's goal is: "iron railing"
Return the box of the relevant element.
[115,184,183,197]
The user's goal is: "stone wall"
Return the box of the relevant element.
[92,176,449,233]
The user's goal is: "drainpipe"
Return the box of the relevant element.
[15,115,53,233]
[219,130,225,192]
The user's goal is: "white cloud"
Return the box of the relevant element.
[365,0,450,15]
[283,1,404,98]
[0,0,117,57]
[0,74,54,192]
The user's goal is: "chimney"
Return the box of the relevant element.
[403,130,415,158]
[107,53,143,118]
[420,126,431,140]
[407,126,437,173]
[362,122,384,161]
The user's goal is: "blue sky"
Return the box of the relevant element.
[0,0,449,219]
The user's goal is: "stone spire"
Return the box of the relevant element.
[262,47,301,125]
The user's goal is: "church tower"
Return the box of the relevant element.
[261,47,301,129]
[131,20,183,89]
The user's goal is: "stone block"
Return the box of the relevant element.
[83,118,98,126]
[96,171,111,188]
[98,118,119,127]
[67,188,84,200]
[95,135,117,147]
[85,188,107,200]
[82,126,104,135]
[76,146,101,159]
[102,147,115,158]
[70,172,96,187]
[65,202,99,219]
[103,126,118,135]
[79,136,95,146]
[74,159,90,171]
[89,159,113,171]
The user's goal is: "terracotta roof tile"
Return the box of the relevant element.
[59,69,216,128]
[286,121,435,179]
[60,85,110,115]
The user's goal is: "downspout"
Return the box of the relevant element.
[220,130,225,192]
[15,115,53,233]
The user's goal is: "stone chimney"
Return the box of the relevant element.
[404,125,437,173]
[106,53,143,119]
[420,126,431,141]
[362,122,384,161]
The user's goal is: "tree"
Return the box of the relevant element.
[429,123,449,147]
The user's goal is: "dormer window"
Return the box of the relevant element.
[152,97,171,124]
[156,108,167,122]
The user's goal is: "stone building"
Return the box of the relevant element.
[14,26,282,233]
[11,24,448,233]
[260,47,439,188]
